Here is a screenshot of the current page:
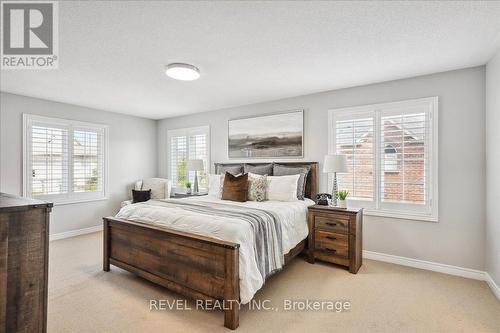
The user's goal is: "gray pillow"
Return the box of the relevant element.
[273,164,311,200]
[216,164,243,175]
[244,163,273,175]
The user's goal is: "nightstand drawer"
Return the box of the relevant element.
[315,230,348,247]
[314,215,349,234]
[314,252,350,266]
[314,231,349,258]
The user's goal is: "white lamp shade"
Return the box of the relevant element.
[323,155,348,173]
[187,159,204,171]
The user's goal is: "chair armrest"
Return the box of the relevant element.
[165,180,172,199]
[121,200,133,208]
[135,180,143,191]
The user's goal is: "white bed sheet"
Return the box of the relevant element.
[115,196,314,303]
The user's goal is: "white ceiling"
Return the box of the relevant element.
[2,1,500,119]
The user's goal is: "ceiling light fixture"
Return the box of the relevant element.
[165,63,200,81]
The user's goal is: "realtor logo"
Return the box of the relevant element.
[1,0,58,69]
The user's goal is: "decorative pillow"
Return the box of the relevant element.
[266,174,300,202]
[273,164,311,200]
[217,165,243,175]
[208,174,224,198]
[132,189,151,203]
[222,172,249,202]
[244,163,273,176]
[247,172,267,202]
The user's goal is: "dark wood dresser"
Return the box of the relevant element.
[307,205,363,273]
[0,193,52,333]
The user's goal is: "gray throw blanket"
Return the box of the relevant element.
[148,199,284,280]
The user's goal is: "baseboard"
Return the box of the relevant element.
[363,250,500,302]
[50,225,103,241]
[484,272,500,302]
[363,250,485,280]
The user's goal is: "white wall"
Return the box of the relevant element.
[158,67,486,270]
[0,92,157,235]
[486,49,500,287]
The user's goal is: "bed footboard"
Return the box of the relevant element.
[103,217,240,330]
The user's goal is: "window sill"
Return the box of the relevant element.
[363,209,438,222]
[172,188,208,194]
[43,197,108,206]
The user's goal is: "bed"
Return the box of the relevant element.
[103,162,318,329]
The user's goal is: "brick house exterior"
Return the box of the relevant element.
[337,119,425,204]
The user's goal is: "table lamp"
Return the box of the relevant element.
[187,159,204,193]
[323,154,348,206]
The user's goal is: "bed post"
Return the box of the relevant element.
[224,245,239,330]
[103,218,110,272]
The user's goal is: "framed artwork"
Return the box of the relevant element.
[228,110,303,158]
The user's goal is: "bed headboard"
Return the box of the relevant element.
[213,162,318,200]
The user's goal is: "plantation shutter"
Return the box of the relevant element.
[378,104,432,214]
[168,126,210,192]
[170,135,188,188]
[24,114,107,203]
[73,128,105,194]
[329,97,437,220]
[334,113,375,204]
[188,132,208,189]
[29,122,69,197]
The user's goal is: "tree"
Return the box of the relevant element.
[84,168,98,191]
[177,158,187,187]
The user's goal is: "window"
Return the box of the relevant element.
[328,97,438,221]
[383,145,398,172]
[167,126,210,192]
[23,114,107,204]
[335,115,375,200]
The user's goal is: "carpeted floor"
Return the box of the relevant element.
[48,231,500,333]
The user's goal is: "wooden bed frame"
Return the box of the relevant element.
[103,162,317,330]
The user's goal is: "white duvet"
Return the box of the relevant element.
[115,196,314,303]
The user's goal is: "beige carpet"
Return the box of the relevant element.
[48,231,500,333]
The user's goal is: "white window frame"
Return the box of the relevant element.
[328,97,438,222]
[167,125,210,193]
[23,114,108,205]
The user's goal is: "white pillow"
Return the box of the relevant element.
[208,174,224,198]
[266,174,300,201]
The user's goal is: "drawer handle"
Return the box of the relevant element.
[326,222,337,227]
[325,236,337,240]
[325,248,337,253]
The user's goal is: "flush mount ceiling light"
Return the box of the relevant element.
[165,63,200,81]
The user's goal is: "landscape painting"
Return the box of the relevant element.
[228,110,303,158]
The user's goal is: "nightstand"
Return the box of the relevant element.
[307,205,363,273]
[172,192,208,198]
